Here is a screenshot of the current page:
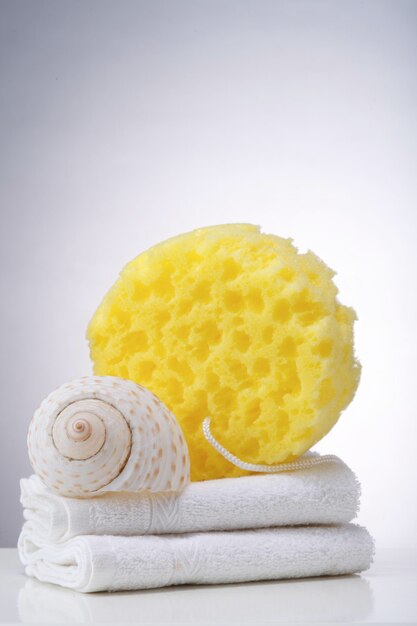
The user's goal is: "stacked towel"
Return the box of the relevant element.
[17,454,375,592]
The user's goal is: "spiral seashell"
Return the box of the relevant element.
[27,376,190,498]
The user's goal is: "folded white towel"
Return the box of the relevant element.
[20,456,360,541]
[17,522,374,593]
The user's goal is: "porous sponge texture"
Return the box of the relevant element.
[87,224,361,481]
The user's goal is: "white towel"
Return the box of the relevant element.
[20,456,360,541]
[17,522,374,593]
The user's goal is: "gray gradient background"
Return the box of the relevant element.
[0,0,416,548]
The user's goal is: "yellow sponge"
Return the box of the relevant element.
[87,224,360,481]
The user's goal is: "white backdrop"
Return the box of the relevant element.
[1,0,416,549]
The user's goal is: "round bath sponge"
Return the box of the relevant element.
[87,224,360,481]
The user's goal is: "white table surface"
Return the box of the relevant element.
[0,547,416,624]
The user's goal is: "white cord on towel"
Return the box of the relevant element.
[202,417,342,473]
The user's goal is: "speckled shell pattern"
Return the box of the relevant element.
[27,376,190,498]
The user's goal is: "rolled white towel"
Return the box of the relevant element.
[20,454,360,541]
[17,522,375,593]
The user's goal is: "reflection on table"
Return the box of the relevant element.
[18,572,373,624]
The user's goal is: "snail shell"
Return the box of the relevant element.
[27,376,190,497]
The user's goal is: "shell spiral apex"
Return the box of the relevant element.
[27,376,190,497]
